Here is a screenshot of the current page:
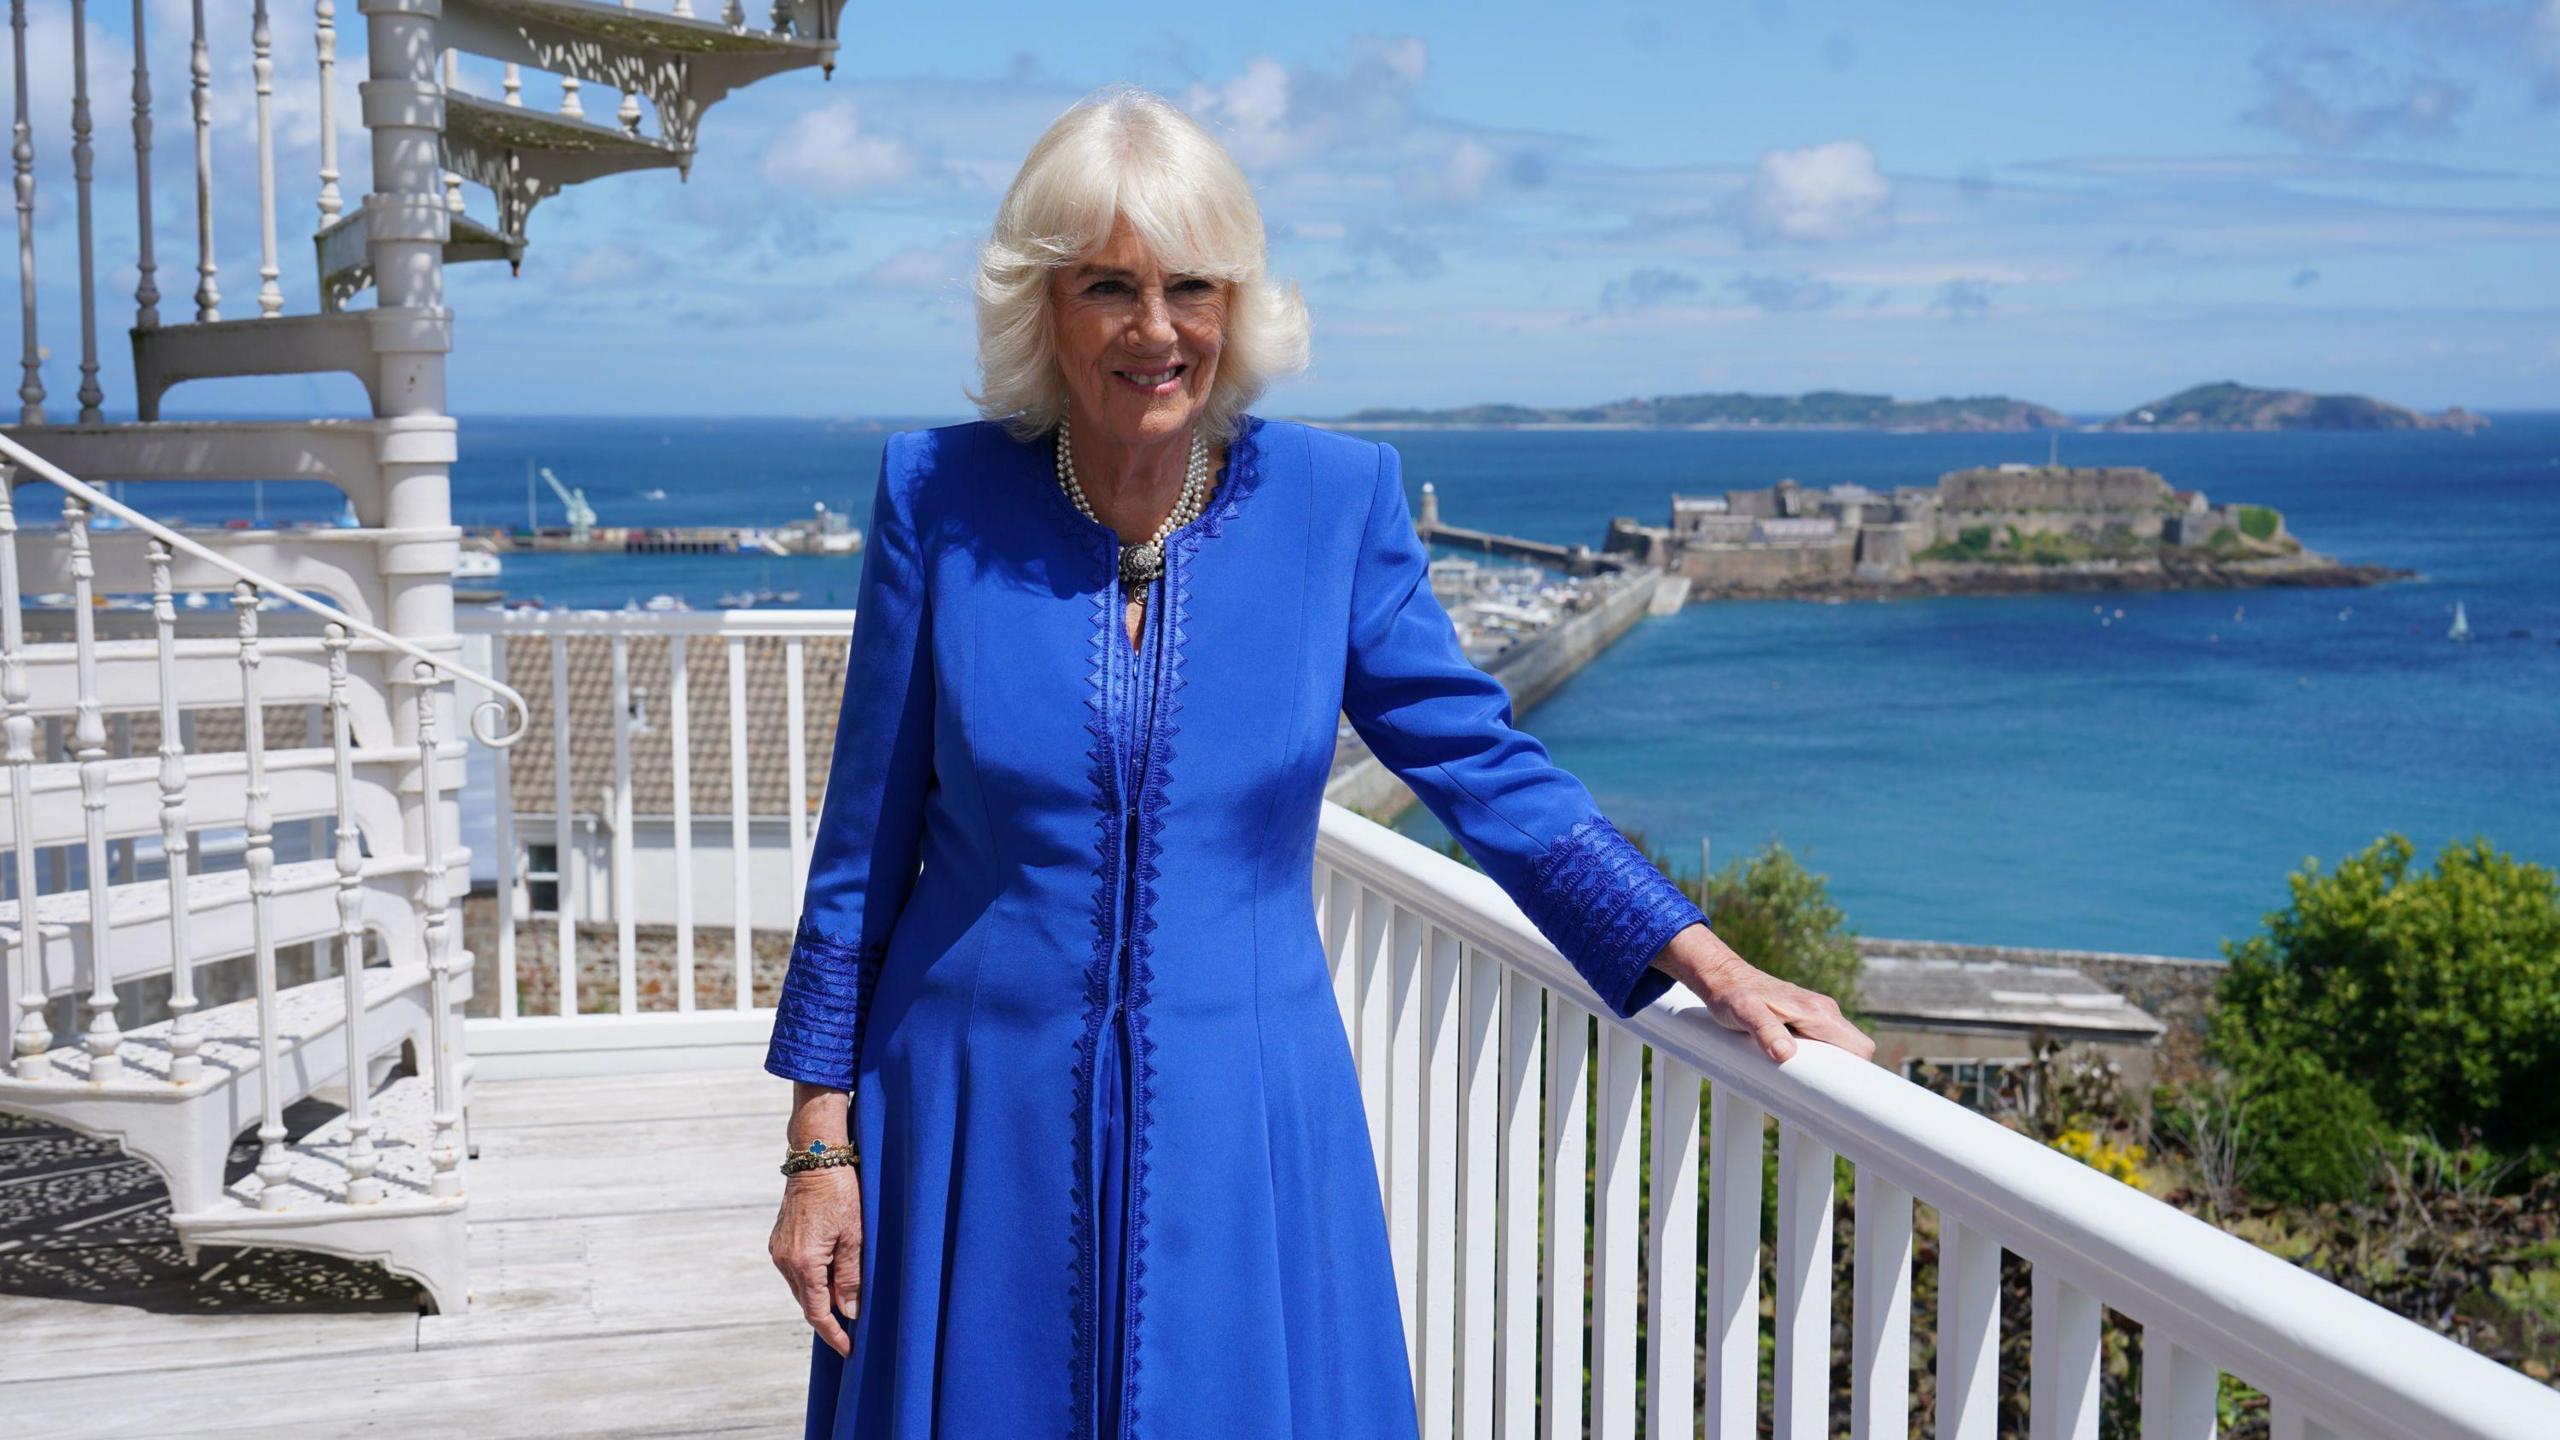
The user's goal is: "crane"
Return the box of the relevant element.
[540,466,597,544]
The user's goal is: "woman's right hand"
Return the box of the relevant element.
[770,1165,864,1357]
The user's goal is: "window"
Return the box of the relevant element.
[1904,1056,2035,1114]
[526,842,561,915]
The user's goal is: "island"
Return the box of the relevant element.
[1323,390,2071,432]
[2104,381,2488,432]
[1591,462,2411,601]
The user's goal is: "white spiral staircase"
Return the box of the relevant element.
[1,0,848,1312]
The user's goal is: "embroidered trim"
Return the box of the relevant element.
[766,918,891,1092]
[1053,416,1269,1440]
[1523,816,1709,1017]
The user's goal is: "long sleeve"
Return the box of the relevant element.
[1340,441,1708,1020]
[762,438,937,1090]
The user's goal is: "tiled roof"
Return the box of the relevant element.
[501,631,848,821]
[1859,954,2164,1038]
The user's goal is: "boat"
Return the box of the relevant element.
[2449,600,2471,642]
[455,549,503,580]
[642,487,669,501]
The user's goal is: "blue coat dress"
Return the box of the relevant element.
[761,414,1710,1440]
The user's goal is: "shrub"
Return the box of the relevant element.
[2212,833,2560,1163]
[2237,504,2280,541]
[1688,837,1867,1024]
[2230,1048,2390,1205]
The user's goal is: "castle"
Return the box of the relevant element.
[1603,462,2286,589]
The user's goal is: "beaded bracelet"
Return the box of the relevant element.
[781,1139,859,1176]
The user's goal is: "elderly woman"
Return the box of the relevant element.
[763,85,1873,1439]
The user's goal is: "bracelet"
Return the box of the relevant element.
[781,1139,859,1176]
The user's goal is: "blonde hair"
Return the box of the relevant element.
[969,85,1311,444]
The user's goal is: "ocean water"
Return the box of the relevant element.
[111,411,2560,960]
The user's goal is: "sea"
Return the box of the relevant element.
[125,411,2560,962]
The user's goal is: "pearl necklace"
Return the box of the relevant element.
[1055,412,1212,600]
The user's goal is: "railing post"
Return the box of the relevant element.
[1705,1085,1766,1439]
[1588,1019,1643,1440]
[68,0,102,420]
[785,636,809,899]
[1540,990,1588,1440]
[489,633,518,1019]
[1645,1051,1702,1440]
[1935,1216,2000,1440]
[1494,966,1541,1440]
[129,0,157,331]
[1850,1168,1914,1440]
[65,497,120,1080]
[549,631,575,1012]
[668,632,695,1011]
[2030,1264,2102,1440]
[189,0,218,323]
[12,0,45,423]
[1775,1122,1837,1440]
[328,625,383,1202]
[251,0,283,316]
[2,466,51,1078]
[609,628,635,1013]
[237,583,291,1207]
[726,633,749,1009]
[149,541,201,1082]
[2139,1334,2218,1440]
[315,0,342,223]
[415,661,462,1198]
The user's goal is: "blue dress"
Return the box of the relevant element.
[764,415,1709,1440]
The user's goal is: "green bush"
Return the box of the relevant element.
[2232,1049,2390,1205]
[2237,504,2280,541]
[1689,837,1867,1025]
[2211,833,2560,1162]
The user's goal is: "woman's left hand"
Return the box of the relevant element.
[1651,922,1877,1065]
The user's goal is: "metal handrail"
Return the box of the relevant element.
[0,431,531,746]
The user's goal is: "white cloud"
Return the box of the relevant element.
[1729,140,1895,247]
[764,100,936,197]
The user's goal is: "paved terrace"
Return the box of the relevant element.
[1,1069,810,1438]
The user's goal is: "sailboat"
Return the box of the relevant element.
[2449,600,2471,642]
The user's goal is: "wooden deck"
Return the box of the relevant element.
[0,1067,815,1437]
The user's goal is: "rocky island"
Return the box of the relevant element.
[1597,462,2412,601]
[2105,380,2489,432]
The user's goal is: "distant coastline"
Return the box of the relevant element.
[1311,379,2489,434]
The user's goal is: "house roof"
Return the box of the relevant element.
[1859,954,2165,1039]
[501,631,848,821]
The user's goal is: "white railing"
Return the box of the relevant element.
[9,0,850,407]
[0,431,523,1215]
[1312,807,2560,1440]
[454,606,844,1052]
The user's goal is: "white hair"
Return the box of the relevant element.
[969,85,1311,445]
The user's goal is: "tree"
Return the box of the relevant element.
[1686,834,1867,1026]
[2211,833,2560,1167]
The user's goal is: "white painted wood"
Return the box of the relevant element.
[12,0,42,422]
[1385,900,1423,1377]
[2270,1394,2344,1440]
[487,632,520,1020]
[784,634,808,898]
[2141,1333,2218,1440]
[68,0,102,419]
[1495,965,1541,1440]
[668,632,694,1011]
[1706,1085,1765,1440]
[1775,1121,1835,1440]
[1356,881,1390,1195]
[2031,1264,2104,1440]
[1936,1216,2000,1440]
[325,624,383,1203]
[1851,1167,1914,1440]
[413,666,463,1199]
[609,632,636,1013]
[251,0,282,316]
[549,633,576,1013]
[1540,990,1588,1440]
[1588,1018,1642,1440]
[65,499,121,1078]
[236,583,290,1207]
[1644,1050,1700,1440]
[2,467,49,1077]
[1455,946,1501,1440]
[1417,922,1461,1437]
[125,0,159,329]
[314,0,341,222]
[147,540,201,1080]
[726,634,750,1011]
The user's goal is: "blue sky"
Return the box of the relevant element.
[16,0,2560,418]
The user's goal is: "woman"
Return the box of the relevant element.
[764,84,1874,1440]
